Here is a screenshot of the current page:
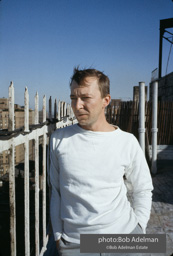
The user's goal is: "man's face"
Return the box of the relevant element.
[70,76,109,130]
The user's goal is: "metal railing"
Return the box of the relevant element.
[0,82,76,256]
[0,80,160,255]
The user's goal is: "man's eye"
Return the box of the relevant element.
[82,97,90,100]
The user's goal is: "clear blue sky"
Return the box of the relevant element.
[0,0,173,109]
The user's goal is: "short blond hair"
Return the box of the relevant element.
[70,67,110,98]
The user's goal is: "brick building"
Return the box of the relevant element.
[0,98,34,177]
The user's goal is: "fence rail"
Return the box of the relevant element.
[0,82,76,256]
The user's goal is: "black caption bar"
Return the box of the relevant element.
[80,234,166,253]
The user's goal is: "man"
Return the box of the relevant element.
[49,68,153,256]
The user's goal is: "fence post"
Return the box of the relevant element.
[24,87,30,132]
[61,101,64,119]
[35,92,39,125]
[24,137,30,256]
[63,102,67,117]
[49,96,52,120]
[151,81,158,174]
[34,92,40,255]
[54,99,57,119]
[24,87,30,255]
[8,81,16,255]
[42,131,47,249]
[43,95,46,123]
[58,100,61,120]
[67,104,70,117]
[35,134,39,256]
[9,143,16,256]
[138,82,146,154]
[41,95,47,249]
[70,106,74,120]
[8,81,14,131]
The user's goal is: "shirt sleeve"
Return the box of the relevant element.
[48,133,63,241]
[124,135,153,233]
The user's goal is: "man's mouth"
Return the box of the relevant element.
[76,113,88,116]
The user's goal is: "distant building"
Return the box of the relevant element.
[0,98,8,109]
[0,110,9,130]
[0,98,34,130]
[0,98,34,177]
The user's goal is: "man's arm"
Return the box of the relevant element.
[49,134,63,241]
[125,136,153,233]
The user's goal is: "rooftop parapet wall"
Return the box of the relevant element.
[150,72,173,101]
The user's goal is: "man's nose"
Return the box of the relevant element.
[75,98,84,110]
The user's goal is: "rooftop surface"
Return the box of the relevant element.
[147,160,173,256]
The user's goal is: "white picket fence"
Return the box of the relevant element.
[0,82,77,256]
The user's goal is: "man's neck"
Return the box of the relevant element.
[78,121,116,132]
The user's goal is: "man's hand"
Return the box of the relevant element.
[56,238,61,249]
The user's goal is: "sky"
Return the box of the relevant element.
[0,0,173,109]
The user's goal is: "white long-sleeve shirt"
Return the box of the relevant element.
[49,124,153,243]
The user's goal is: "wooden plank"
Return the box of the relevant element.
[58,100,61,121]
[70,106,74,120]
[43,95,46,123]
[163,102,167,144]
[167,101,173,144]
[49,97,52,120]
[60,101,63,119]
[35,92,39,125]
[54,99,57,119]
[166,102,170,144]
[162,102,167,144]
[170,102,173,144]
[67,104,70,117]
[63,102,67,118]
[157,101,161,144]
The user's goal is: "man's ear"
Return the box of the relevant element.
[103,94,111,108]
